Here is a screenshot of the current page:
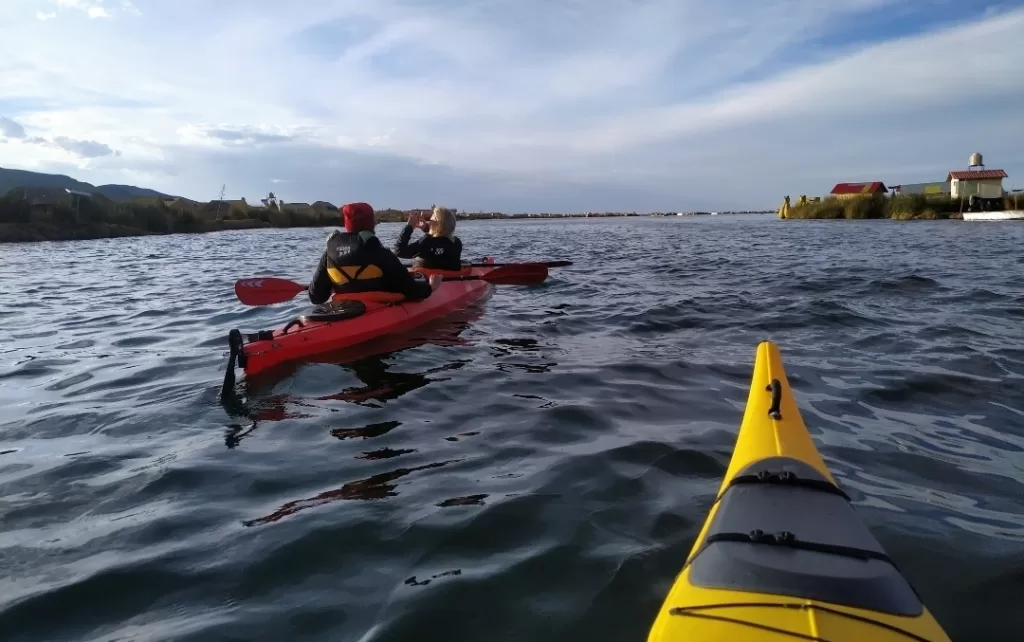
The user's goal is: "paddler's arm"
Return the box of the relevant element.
[397,270,434,301]
[379,250,435,301]
[308,251,334,305]
[403,274,442,299]
[392,214,425,258]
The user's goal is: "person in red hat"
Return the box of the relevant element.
[308,202,441,305]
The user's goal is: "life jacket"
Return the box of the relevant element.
[326,263,385,286]
[412,234,463,270]
[326,230,383,285]
[326,230,407,303]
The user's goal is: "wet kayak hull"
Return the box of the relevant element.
[647,341,952,642]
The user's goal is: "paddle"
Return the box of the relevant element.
[465,260,572,268]
[443,264,548,285]
[234,264,547,306]
[234,277,307,306]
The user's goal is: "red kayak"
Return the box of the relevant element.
[226,264,497,377]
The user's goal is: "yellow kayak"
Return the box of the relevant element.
[647,341,951,642]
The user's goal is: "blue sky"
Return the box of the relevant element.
[0,0,1022,212]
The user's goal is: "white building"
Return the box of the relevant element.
[947,169,1007,199]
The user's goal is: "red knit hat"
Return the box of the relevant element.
[341,202,375,233]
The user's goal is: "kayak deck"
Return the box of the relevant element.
[687,456,923,616]
[224,265,495,378]
[647,341,952,642]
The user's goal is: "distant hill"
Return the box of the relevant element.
[0,167,176,202]
[94,184,173,201]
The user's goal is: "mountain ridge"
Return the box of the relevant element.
[0,166,177,202]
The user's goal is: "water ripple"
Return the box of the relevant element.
[2,218,1024,641]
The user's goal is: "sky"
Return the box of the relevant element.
[1,0,1023,212]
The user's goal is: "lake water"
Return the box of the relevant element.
[2,215,1024,642]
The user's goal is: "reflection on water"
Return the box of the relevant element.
[243,459,463,526]
[491,337,557,373]
[316,358,470,408]
[332,420,404,441]
[437,494,489,507]
[444,431,481,443]
[356,447,417,461]
[514,394,557,409]
[222,355,459,446]
[405,569,464,586]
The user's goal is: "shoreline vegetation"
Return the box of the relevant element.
[0,190,770,244]
[786,193,1022,220]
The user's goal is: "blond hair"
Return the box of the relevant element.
[429,205,456,238]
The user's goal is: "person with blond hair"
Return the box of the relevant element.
[392,205,463,270]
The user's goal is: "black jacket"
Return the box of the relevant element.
[393,225,463,270]
[308,230,432,305]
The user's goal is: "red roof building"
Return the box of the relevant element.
[829,182,888,198]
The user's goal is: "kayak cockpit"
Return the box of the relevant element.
[686,456,925,617]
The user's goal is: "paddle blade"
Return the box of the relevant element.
[234,277,307,306]
[480,264,549,285]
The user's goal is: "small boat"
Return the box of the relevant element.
[962,210,1024,221]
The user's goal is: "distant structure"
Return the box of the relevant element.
[828,182,888,200]
[261,191,282,211]
[778,195,790,219]
[947,152,1007,200]
[283,202,311,213]
[891,182,950,196]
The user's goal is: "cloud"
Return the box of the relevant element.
[0,114,118,158]
[0,115,27,139]
[51,136,117,158]
[0,0,1022,210]
[189,125,298,147]
[48,0,122,17]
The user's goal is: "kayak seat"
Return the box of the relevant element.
[281,300,368,333]
[686,456,925,617]
[303,300,368,322]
